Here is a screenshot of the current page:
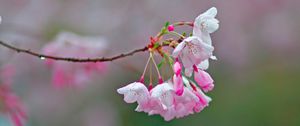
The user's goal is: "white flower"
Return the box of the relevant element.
[172,36,214,75]
[193,7,219,70]
[117,82,149,104]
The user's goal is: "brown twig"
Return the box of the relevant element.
[0,40,148,63]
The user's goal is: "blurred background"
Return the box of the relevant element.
[0,0,300,126]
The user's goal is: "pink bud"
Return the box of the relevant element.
[173,74,184,96]
[194,70,214,92]
[167,25,174,31]
[173,61,181,76]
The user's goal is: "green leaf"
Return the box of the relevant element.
[164,21,170,27]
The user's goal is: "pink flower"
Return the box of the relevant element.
[172,36,214,76]
[0,85,27,126]
[42,31,107,88]
[194,69,214,92]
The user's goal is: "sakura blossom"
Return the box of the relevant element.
[193,7,220,70]
[42,32,108,88]
[117,7,219,121]
[172,36,214,76]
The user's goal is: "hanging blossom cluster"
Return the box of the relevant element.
[42,32,108,88]
[117,7,219,121]
[0,6,220,124]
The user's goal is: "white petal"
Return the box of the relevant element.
[197,60,209,70]
[124,92,137,103]
[201,32,212,45]
[181,49,195,68]
[172,41,186,58]
[205,18,219,33]
[202,7,218,18]
[117,85,131,94]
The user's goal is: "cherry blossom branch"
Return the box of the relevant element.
[0,22,192,63]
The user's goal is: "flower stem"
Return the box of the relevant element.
[140,55,151,83]
[150,53,163,84]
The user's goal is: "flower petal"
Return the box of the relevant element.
[202,7,217,18]
[197,60,209,70]
[172,41,186,58]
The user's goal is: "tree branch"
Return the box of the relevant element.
[0,40,148,63]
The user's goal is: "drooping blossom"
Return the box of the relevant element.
[117,82,149,105]
[172,36,214,76]
[193,7,219,70]
[42,31,107,88]
[0,85,27,126]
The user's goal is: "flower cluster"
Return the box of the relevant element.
[117,7,219,121]
[42,32,108,88]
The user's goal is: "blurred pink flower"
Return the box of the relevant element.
[0,85,27,126]
[42,31,108,88]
